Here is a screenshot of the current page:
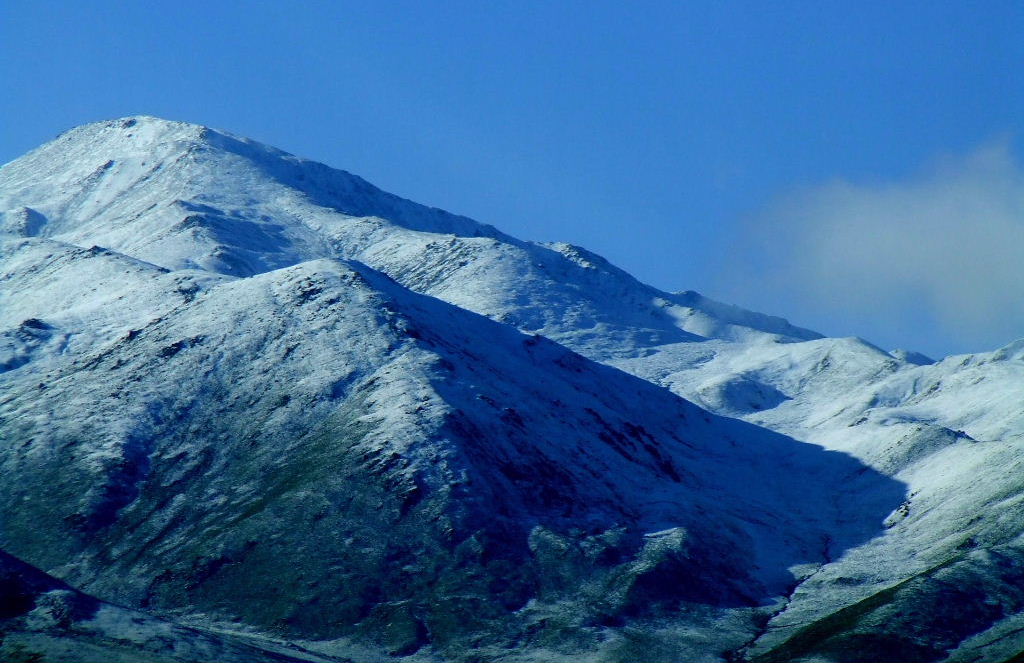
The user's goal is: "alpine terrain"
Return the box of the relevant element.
[1,117,1023,662]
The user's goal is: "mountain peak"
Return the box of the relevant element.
[1,116,817,348]
[49,115,212,155]
[1,116,502,273]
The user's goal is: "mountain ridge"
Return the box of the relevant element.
[0,116,822,349]
[2,116,1024,662]
[0,231,901,659]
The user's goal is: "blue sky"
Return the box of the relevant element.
[3,1,1023,357]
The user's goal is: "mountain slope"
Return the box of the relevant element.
[0,233,902,659]
[3,116,1024,661]
[0,116,820,358]
[0,548,325,663]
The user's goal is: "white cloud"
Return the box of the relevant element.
[720,140,1024,356]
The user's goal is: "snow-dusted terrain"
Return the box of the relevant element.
[1,117,1023,662]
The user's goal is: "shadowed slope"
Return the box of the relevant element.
[0,549,319,662]
[0,235,904,658]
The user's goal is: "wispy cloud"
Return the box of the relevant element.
[718,140,1024,356]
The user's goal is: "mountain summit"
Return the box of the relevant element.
[2,118,1024,662]
[1,116,820,351]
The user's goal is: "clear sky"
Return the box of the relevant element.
[3,1,1023,357]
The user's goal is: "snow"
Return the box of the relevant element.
[2,115,1024,661]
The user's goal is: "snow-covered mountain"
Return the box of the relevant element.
[0,117,818,356]
[2,117,1023,662]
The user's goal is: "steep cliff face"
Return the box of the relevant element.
[2,117,1023,661]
